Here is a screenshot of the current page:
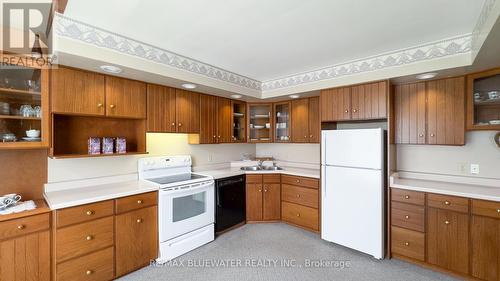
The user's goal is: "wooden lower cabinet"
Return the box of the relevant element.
[245,175,280,221]
[391,226,425,261]
[115,206,158,277]
[280,175,319,232]
[470,215,499,281]
[281,202,319,231]
[0,230,51,281]
[52,192,158,280]
[427,207,469,274]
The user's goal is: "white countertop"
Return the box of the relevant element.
[197,166,320,179]
[44,178,158,210]
[391,172,500,202]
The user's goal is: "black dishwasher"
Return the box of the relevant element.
[215,174,246,234]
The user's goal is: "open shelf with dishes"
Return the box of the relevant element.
[467,68,500,130]
[232,100,246,142]
[0,57,48,149]
[274,101,291,142]
[247,103,272,143]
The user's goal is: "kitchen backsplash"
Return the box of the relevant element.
[256,143,320,164]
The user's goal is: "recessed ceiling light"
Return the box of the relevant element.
[181,83,197,89]
[100,65,122,74]
[289,94,300,99]
[416,72,437,80]
[231,94,242,99]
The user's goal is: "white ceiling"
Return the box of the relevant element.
[64,0,485,82]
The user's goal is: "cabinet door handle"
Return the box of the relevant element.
[264,189,268,192]
[404,242,409,246]
[86,235,94,241]
[353,109,357,113]
[310,135,313,138]
[444,201,450,205]
[86,270,93,275]
[178,123,182,127]
[136,218,143,223]
[419,133,424,137]
[97,103,103,108]
[137,200,143,204]
[171,122,176,126]
[304,135,307,139]
[296,179,300,183]
[444,220,450,225]
[86,210,94,216]
[404,195,410,199]
[296,213,300,217]
[497,209,500,213]
[405,215,410,219]
[109,104,115,108]
[430,133,435,137]
[17,225,25,230]
[296,194,300,198]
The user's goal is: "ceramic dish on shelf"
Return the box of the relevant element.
[22,137,41,142]
[233,113,244,117]
[489,120,500,125]
[254,114,269,118]
[253,125,265,129]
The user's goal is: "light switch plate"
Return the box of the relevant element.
[470,164,480,175]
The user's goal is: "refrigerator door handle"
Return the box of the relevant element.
[323,166,326,199]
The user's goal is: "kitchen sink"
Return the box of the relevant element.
[240,166,262,171]
[240,166,283,171]
[261,166,283,171]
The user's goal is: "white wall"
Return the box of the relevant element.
[256,143,320,164]
[48,133,255,182]
[397,131,500,179]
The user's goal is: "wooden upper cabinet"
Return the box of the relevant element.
[51,67,105,116]
[427,77,465,145]
[105,76,147,119]
[308,97,320,143]
[394,82,426,144]
[291,98,309,143]
[175,89,200,133]
[199,94,217,144]
[147,84,176,132]
[427,207,469,274]
[395,77,465,145]
[217,97,232,143]
[321,81,387,122]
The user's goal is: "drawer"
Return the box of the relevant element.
[281,201,319,231]
[391,202,425,232]
[472,199,500,218]
[263,174,281,184]
[391,188,425,206]
[57,247,114,281]
[116,192,157,214]
[56,200,114,228]
[281,184,318,208]
[281,175,319,189]
[246,174,262,184]
[427,193,469,213]
[391,226,425,261]
[56,216,114,262]
[0,213,49,240]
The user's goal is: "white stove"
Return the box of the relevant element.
[138,155,215,262]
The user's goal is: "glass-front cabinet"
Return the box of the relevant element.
[274,101,291,142]
[467,68,500,130]
[247,103,272,143]
[0,55,48,149]
[232,100,246,142]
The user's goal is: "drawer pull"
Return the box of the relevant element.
[444,220,450,225]
[86,270,93,275]
[17,225,25,230]
[264,189,268,192]
[296,194,300,198]
[404,195,410,199]
[404,215,410,219]
[296,179,300,183]
[296,213,300,217]
[137,199,143,204]
[497,209,500,213]
[136,218,143,223]
[404,242,409,246]
[86,210,94,216]
[444,201,450,205]
[86,235,94,241]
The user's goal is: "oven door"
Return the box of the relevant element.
[159,180,215,242]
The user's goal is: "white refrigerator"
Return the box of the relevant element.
[321,128,384,259]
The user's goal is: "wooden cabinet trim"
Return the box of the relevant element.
[56,200,114,228]
[115,192,158,214]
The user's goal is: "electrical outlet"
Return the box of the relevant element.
[458,163,467,174]
[470,164,480,175]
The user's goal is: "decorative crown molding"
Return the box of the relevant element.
[471,0,498,54]
[54,14,262,91]
[261,34,472,91]
[55,4,492,94]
